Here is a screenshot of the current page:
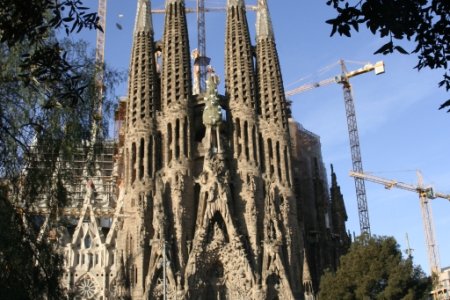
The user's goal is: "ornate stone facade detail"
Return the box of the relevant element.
[28,0,350,299]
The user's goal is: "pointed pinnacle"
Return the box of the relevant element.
[330,164,338,186]
[228,0,245,8]
[256,0,274,40]
[166,0,184,5]
[134,0,153,33]
[302,250,312,282]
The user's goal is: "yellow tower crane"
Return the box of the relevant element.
[286,60,385,235]
[350,171,450,299]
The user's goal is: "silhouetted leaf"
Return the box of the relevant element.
[325,0,450,111]
[374,41,394,54]
[439,99,450,112]
[394,45,409,54]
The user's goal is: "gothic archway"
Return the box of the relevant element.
[205,212,229,244]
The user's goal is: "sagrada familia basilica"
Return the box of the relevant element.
[27,0,351,299]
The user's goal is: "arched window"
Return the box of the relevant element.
[167,123,173,164]
[139,138,144,180]
[131,143,137,183]
[84,233,92,248]
[175,119,180,159]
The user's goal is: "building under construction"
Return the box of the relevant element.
[26,0,351,299]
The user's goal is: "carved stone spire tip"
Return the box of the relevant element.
[166,0,184,4]
[228,0,245,8]
[303,249,313,283]
[134,0,153,33]
[256,0,274,40]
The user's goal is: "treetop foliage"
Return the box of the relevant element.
[326,0,450,112]
[0,0,100,46]
[318,235,431,300]
[0,0,101,109]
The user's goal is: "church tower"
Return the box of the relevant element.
[111,0,349,299]
[254,0,304,297]
[20,0,353,298]
[224,0,263,276]
[116,0,159,297]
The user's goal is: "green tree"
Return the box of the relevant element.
[0,4,123,294]
[318,235,431,300]
[0,37,121,299]
[325,0,450,112]
[0,188,65,299]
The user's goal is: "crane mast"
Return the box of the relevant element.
[196,0,207,93]
[339,60,370,235]
[420,192,440,275]
[350,170,450,278]
[285,60,385,235]
[92,0,107,143]
[95,0,107,80]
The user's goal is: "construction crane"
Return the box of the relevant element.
[350,170,450,290]
[196,0,207,93]
[92,0,107,143]
[286,60,385,235]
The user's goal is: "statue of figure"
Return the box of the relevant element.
[202,69,222,127]
[206,66,220,96]
[202,68,224,154]
[192,49,201,95]
[208,182,218,202]
[153,173,165,239]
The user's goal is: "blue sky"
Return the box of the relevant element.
[77,0,450,275]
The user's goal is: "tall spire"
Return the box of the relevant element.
[224,0,263,275]
[255,0,291,183]
[126,0,158,128]
[224,0,259,166]
[256,0,274,40]
[117,0,159,297]
[146,0,194,287]
[255,0,287,129]
[255,1,301,294]
[161,0,192,109]
[225,0,257,111]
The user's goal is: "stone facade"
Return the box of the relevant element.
[30,0,351,299]
[289,122,351,293]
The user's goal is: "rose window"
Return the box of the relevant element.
[76,277,97,299]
